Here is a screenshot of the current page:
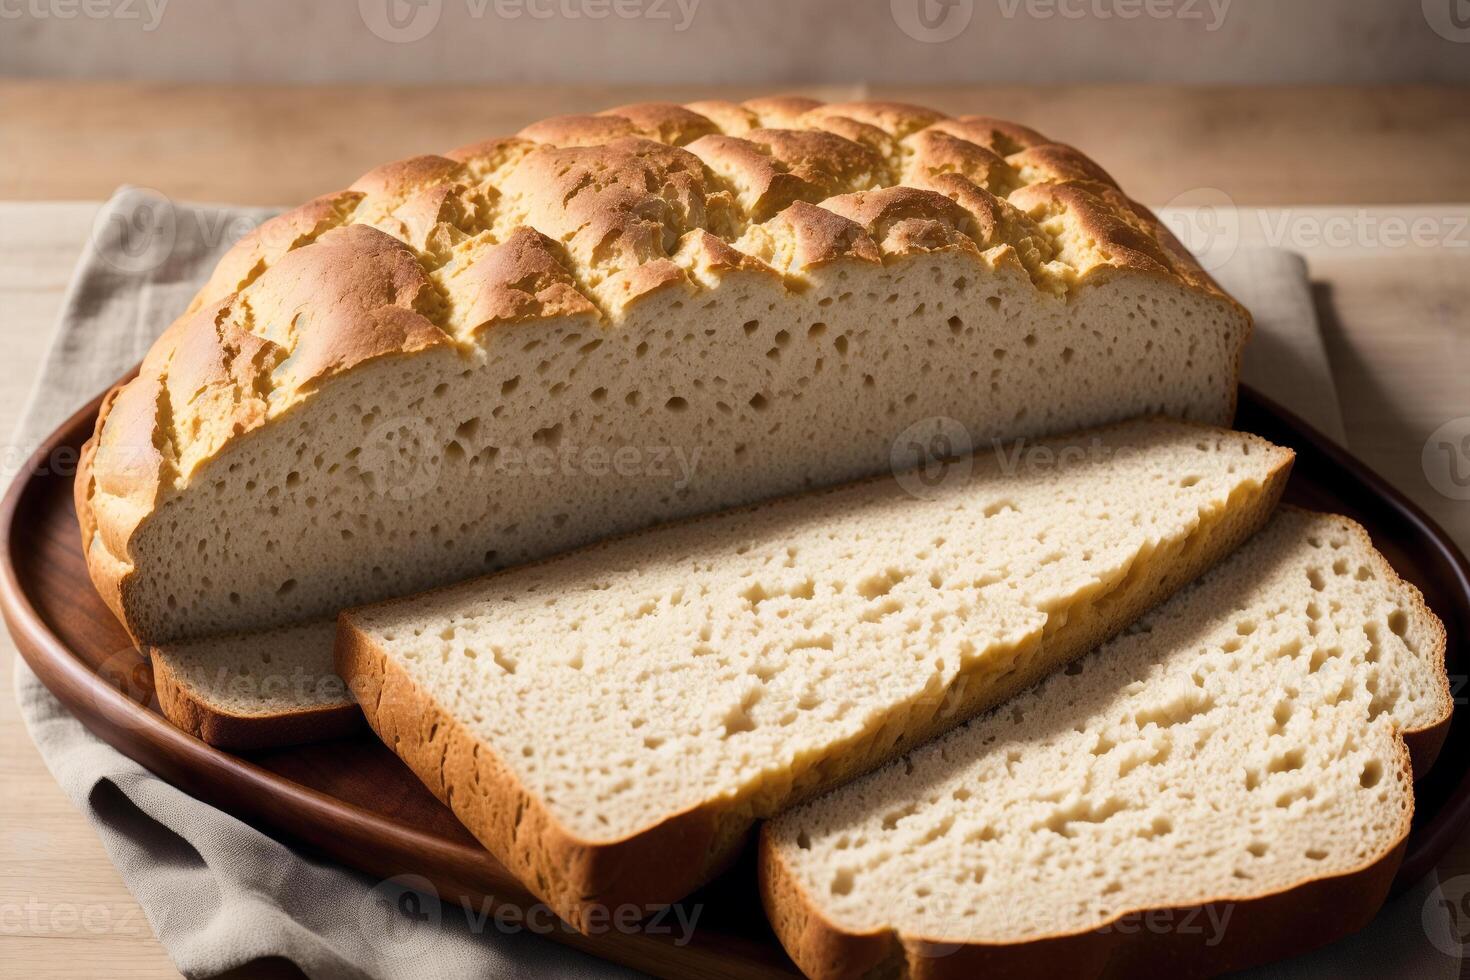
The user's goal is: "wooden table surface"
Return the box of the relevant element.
[1,81,1468,980]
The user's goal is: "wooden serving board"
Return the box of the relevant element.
[4,384,1469,979]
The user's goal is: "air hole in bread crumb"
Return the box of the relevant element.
[276,578,297,596]
[1388,609,1409,636]
[1360,760,1383,788]
[830,869,855,896]
[665,397,688,412]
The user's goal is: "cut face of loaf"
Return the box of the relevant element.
[75,97,1250,645]
[149,621,357,750]
[338,420,1291,929]
[761,509,1451,980]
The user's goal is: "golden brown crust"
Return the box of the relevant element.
[149,647,361,751]
[337,423,1291,932]
[757,508,1452,980]
[79,95,1248,647]
[760,809,1408,980]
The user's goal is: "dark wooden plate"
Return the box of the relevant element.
[4,384,1468,979]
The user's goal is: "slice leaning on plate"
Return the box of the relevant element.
[148,621,356,750]
[761,508,1451,980]
[337,418,1291,929]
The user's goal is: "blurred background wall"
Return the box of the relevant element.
[3,0,1469,85]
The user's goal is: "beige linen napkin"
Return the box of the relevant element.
[9,188,1454,979]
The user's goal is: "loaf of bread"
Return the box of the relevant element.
[148,622,356,750]
[761,509,1450,980]
[75,97,1250,647]
[337,419,1289,929]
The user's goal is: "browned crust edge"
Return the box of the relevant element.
[148,647,361,751]
[756,510,1452,980]
[336,428,1292,932]
[74,384,134,641]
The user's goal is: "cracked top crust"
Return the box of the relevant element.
[74,97,1237,630]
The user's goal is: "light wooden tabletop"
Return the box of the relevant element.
[1,82,1468,980]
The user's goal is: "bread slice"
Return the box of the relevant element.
[149,621,358,750]
[761,508,1451,980]
[76,98,1251,647]
[337,419,1290,929]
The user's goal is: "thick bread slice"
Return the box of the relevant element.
[337,420,1290,929]
[761,508,1451,980]
[149,622,357,750]
[76,97,1251,646]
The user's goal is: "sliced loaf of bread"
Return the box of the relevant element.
[149,621,357,750]
[77,98,1251,648]
[761,508,1451,980]
[337,419,1290,928]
